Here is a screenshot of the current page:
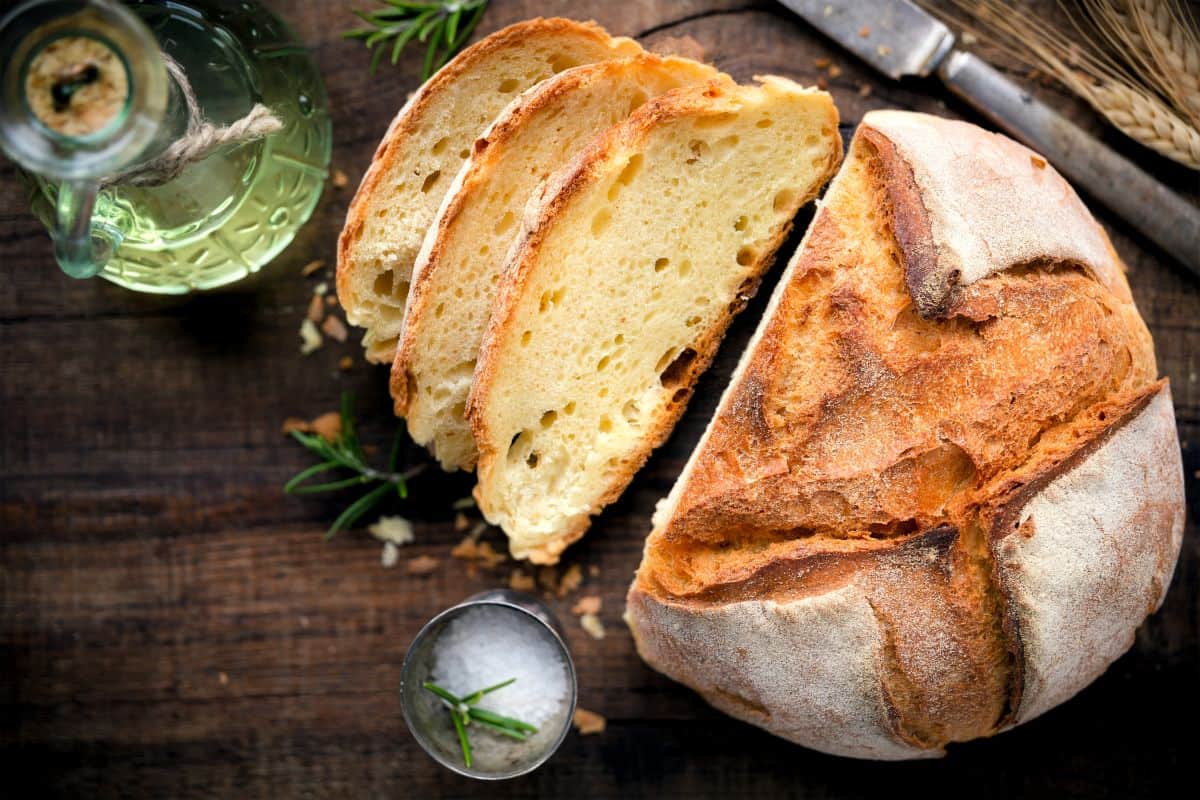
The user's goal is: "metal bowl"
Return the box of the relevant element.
[399,589,578,780]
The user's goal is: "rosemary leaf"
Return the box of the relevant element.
[468,716,530,741]
[288,474,372,495]
[384,0,440,9]
[348,0,490,79]
[422,32,438,80]
[391,18,425,64]
[285,392,418,538]
[417,10,443,41]
[467,706,538,734]
[283,460,340,494]
[451,708,472,768]
[452,1,486,50]
[421,678,537,766]
[463,677,516,704]
[421,681,463,705]
[326,481,394,540]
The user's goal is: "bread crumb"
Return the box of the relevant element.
[573,708,606,735]
[452,496,476,510]
[307,293,325,323]
[451,527,503,568]
[876,44,891,56]
[962,31,978,46]
[326,295,338,307]
[816,76,828,90]
[309,411,342,443]
[381,541,400,568]
[338,355,353,371]
[580,612,606,639]
[407,555,440,575]
[369,515,414,545]
[858,83,872,97]
[321,315,348,342]
[332,168,349,189]
[1030,154,1047,169]
[218,671,229,686]
[451,536,479,560]
[557,563,583,597]
[572,595,602,615]
[814,57,831,69]
[509,569,536,592]
[281,416,309,435]
[858,25,870,37]
[454,512,469,532]
[300,318,322,354]
[588,565,600,577]
[827,64,841,78]
[823,5,833,16]
[314,281,329,296]
[475,540,505,569]
[283,413,340,439]
[301,259,325,277]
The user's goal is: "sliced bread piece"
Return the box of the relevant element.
[391,54,722,471]
[337,18,642,363]
[466,76,842,563]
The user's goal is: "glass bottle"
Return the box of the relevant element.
[0,0,332,293]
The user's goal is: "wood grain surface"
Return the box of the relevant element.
[2,1,1197,797]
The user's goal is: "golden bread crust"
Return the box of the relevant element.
[627,111,1184,758]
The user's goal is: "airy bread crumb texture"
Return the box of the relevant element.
[469,76,841,563]
[337,19,641,363]
[393,54,720,470]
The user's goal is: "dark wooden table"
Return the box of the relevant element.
[2,1,1197,797]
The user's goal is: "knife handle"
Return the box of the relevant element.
[937,50,1200,277]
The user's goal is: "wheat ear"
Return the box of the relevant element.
[1128,0,1200,125]
[933,0,1200,170]
[1089,83,1200,168]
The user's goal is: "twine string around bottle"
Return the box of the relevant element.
[104,53,282,188]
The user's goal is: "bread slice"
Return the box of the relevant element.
[625,111,1181,759]
[337,18,642,363]
[391,54,721,471]
[466,76,842,563]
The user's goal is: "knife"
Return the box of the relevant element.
[778,0,1200,277]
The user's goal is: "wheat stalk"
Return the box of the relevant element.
[1086,0,1200,127]
[1128,0,1200,124]
[930,0,1200,170]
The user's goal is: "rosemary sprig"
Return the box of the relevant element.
[284,392,425,539]
[344,0,490,79]
[422,678,538,767]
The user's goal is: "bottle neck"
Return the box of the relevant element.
[0,0,168,181]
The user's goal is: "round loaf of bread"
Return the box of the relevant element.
[625,111,1186,760]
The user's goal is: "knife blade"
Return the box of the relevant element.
[778,0,1200,277]
[779,0,955,78]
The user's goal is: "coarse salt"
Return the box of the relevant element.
[429,605,569,728]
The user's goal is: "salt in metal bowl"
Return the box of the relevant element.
[400,589,578,780]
